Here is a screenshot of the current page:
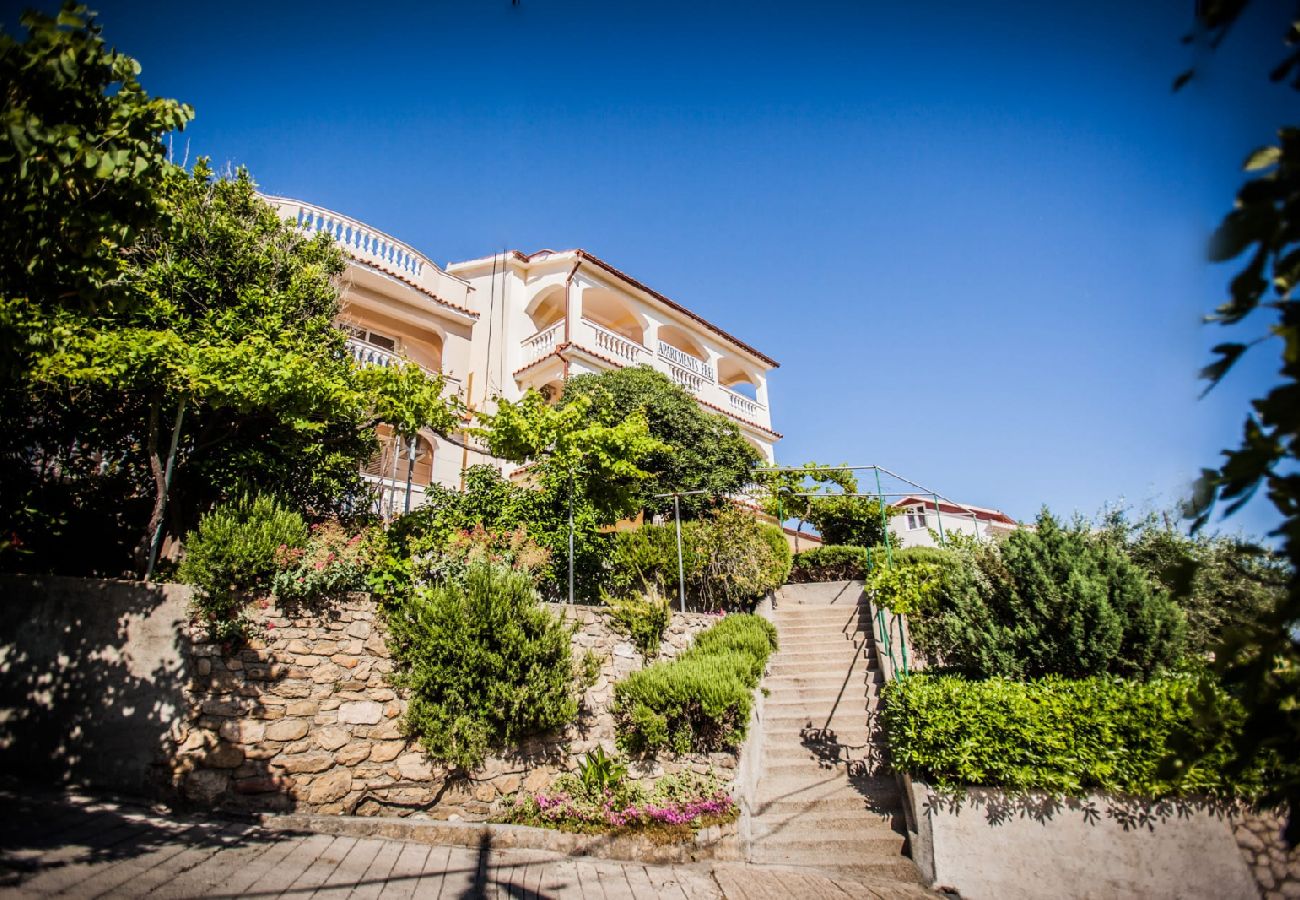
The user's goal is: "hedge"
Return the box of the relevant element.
[613,613,778,755]
[789,545,872,581]
[607,507,789,610]
[881,673,1257,800]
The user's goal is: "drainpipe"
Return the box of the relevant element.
[562,256,582,380]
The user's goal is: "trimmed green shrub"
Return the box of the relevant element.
[613,613,777,755]
[789,545,871,582]
[881,673,1260,800]
[758,522,794,587]
[606,507,787,610]
[177,494,308,640]
[385,561,579,770]
[866,545,960,615]
[605,523,688,600]
[608,593,672,659]
[688,507,792,609]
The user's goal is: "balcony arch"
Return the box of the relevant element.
[657,323,707,361]
[717,357,760,400]
[581,288,646,345]
[526,286,566,333]
[538,379,566,404]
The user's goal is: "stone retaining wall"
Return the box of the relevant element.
[169,595,723,820]
[1232,807,1300,899]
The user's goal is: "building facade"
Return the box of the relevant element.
[888,496,1019,548]
[265,197,781,509]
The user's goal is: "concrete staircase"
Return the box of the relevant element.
[748,580,930,896]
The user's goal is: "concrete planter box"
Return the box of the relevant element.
[900,776,1256,900]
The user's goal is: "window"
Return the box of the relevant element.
[906,505,928,531]
[340,323,397,350]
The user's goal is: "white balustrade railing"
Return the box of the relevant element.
[724,387,761,418]
[666,361,705,394]
[585,319,644,364]
[347,337,399,369]
[522,321,563,362]
[658,341,714,382]
[266,196,433,284]
[345,337,462,397]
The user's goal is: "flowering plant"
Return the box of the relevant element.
[495,768,736,835]
[272,521,374,607]
[416,524,551,585]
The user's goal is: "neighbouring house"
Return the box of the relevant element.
[888,496,1019,548]
[263,197,781,514]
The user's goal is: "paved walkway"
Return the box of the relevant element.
[0,789,927,898]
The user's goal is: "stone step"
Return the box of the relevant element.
[775,626,871,640]
[763,699,875,716]
[759,671,883,691]
[762,749,886,770]
[756,771,902,803]
[772,651,873,665]
[764,736,886,757]
[750,813,900,839]
[755,793,897,816]
[764,671,881,689]
[763,697,870,716]
[749,858,927,886]
[764,726,883,747]
[764,658,878,671]
[750,832,908,859]
[761,692,879,711]
[772,609,870,622]
[766,666,884,684]
[763,727,881,749]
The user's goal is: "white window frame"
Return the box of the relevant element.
[906,504,928,531]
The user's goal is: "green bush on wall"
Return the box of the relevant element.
[607,507,789,610]
[908,511,1186,680]
[613,613,778,755]
[608,593,672,659]
[881,673,1262,800]
[177,494,308,640]
[386,561,580,771]
[788,545,872,581]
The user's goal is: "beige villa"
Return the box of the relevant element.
[263,196,781,514]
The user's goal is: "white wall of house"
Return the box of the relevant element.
[889,501,1018,548]
[265,196,783,494]
[450,250,780,462]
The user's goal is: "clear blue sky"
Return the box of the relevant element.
[12,0,1295,536]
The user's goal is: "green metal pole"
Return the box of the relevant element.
[673,493,686,613]
[931,492,946,545]
[873,467,894,569]
[568,473,574,605]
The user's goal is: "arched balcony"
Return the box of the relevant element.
[717,357,765,419]
[657,324,714,393]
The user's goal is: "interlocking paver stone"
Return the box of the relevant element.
[0,785,939,898]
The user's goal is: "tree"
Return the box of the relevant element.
[559,366,762,518]
[1114,511,1288,657]
[473,389,668,600]
[0,4,192,566]
[912,510,1186,681]
[1175,0,1300,838]
[26,163,459,573]
[755,462,855,549]
[806,494,891,548]
[0,6,459,576]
